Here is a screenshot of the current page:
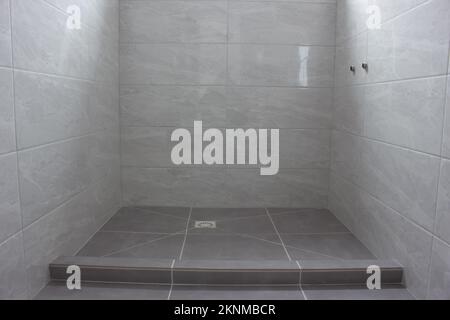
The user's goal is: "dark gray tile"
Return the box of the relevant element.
[174,270,299,286]
[303,285,414,300]
[191,208,267,220]
[101,207,188,233]
[181,234,289,261]
[51,256,173,269]
[270,209,349,234]
[170,286,304,300]
[268,208,318,214]
[50,256,173,284]
[108,234,185,259]
[282,234,375,260]
[138,206,191,218]
[299,260,403,286]
[175,259,299,270]
[189,215,276,235]
[36,282,170,300]
[77,232,169,257]
[173,260,300,286]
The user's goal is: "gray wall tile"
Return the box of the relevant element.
[0,153,21,244]
[19,131,119,226]
[229,1,336,45]
[436,160,450,244]
[229,44,335,87]
[119,0,335,208]
[23,171,120,298]
[443,76,450,158]
[367,0,450,83]
[120,44,227,85]
[226,87,333,129]
[332,130,440,231]
[364,77,446,155]
[122,126,329,169]
[120,0,227,43]
[120,86,332,129]
[427,238,450,299]
[336,0,369,44]
[1,0,121,300]
[0,68,15,154]
[333,85,365,135]
[15,71,119,149]
[12,0,118,82]
[122,168,328,208]
[0,0,11,67]
[0,234,27,300]
[329,174,433,299]
[330,0,450,300]
[120,85,228,128]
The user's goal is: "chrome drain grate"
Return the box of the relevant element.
[194,221,217,229]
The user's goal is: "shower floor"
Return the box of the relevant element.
[38,207,412,299]
[76,207,375,261]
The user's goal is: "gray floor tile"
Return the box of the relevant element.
[170,286,304,300]
[35,282,170,300]
[268,208,319,215]
[77,232,169,257]
[181,234,289,261]
[270,209,349,234]
[139,206,191,218]
[282,234,375,260]
[191,208,267,220]
[190,215,276,235]
[302,285,414,300]
[108,234,185,259]
[101,207,188,233]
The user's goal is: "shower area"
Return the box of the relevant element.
[0,0,449,300]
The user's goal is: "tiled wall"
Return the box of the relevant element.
[119,0,336,207]
[329,0,450,299]
[0,0,121,299]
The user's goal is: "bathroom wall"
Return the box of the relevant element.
[119,0,336,207]
[0,0,120,298]
[329,0,450,299]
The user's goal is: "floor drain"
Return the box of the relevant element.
[195,221,216,229]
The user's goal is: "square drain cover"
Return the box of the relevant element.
[195,221,216,229]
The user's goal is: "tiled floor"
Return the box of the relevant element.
[36,282,414,300]
[77,207,375,261]
[37,207,414,300]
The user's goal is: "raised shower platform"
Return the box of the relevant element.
[48,207,404,287]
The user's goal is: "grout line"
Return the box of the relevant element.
[16,127,115,154]
[265,208,292,261]
[119,83,335,89]
[119,42,336,47]
[178,207,192,260]
[296,261,308,300]
[326,0,338,211]
[167,259,175,300]
[335,73,448,89]
[12,67,117,86]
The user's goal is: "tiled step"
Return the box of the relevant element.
[50,256,404,286]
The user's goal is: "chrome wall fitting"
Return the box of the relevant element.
[362,63,369,71]
[350,65,356,73]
